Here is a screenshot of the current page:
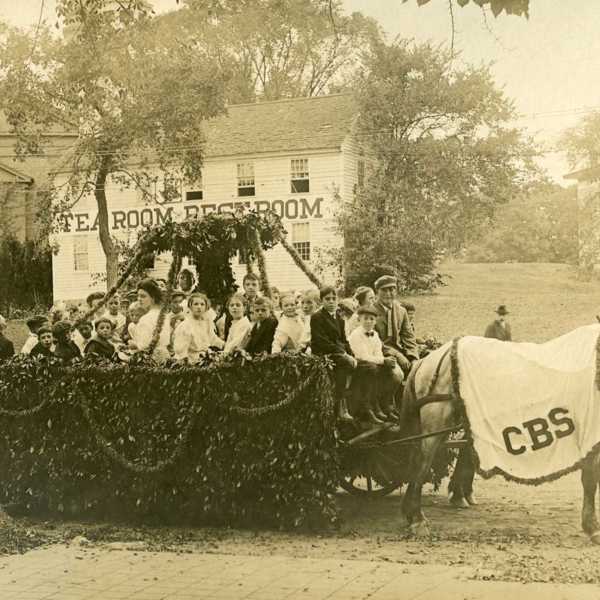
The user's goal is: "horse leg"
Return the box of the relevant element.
[449,444,476,508]
[581,453,600,543]
[402,402,454,536]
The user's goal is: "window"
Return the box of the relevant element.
[186,173,203,200]
[291,158,309,193]
[237,162,255,197]
[73,237,88,272]
[186,190,203,201]
[357,160,365,189]
[292,222,311,262]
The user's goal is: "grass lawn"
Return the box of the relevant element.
[404,261,600,343]
[6,321,29,353]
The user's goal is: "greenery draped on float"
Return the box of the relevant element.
[0,209,341,528]
[0,352,339,528]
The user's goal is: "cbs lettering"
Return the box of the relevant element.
[502,408,575,455]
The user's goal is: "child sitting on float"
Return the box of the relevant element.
[223,293,252,354]
[102,295,126,336]
[85,317,118,361]
[242,296,278,355]
[29,325,54,358]
[52,320,82,364]
[173,292,224,362]
[272,293,306,353]
[299,290,320,352]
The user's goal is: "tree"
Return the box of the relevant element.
[464,185,578,263]
[404,0,529,18]
[0,0,228,288]
[338,40,539,291]
[562,112,600,170]
[176,0,381,102]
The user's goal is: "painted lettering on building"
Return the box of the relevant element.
[59,197,324,234]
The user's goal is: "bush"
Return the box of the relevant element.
[464,186,578,264]
[0,237,53,315]
[0,353,340,529]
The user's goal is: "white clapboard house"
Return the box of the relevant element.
[52,94,364,301]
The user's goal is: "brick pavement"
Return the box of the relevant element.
[0,545,598,600]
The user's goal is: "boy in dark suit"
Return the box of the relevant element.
[484,305,512,341]
[311,286,357,422]
[243,296,278,355]
[29,326,54,358]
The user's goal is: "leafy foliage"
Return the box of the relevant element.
[562,111,600,170]
[179,0,381,102]
[0,237,53,315]
[337,40,539,291]
[404,0,529,18]
[0,0,228,288]
[0,352,339,529]
[464,185,578,263]
[133,210,283,307]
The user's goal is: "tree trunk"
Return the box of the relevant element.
[94,163,118,290]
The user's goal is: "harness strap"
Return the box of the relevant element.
[414,393,454,409]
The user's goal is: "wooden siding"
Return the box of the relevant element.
[52,147,350,301]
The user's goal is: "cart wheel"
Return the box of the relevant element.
[339,474,402,498]
[339,445,406,498]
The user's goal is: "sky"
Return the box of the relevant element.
[2,0,599,183]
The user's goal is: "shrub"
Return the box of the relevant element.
[0,353,340,529]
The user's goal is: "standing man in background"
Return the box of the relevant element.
[484,305,512,341]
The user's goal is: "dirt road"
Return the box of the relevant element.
[7,472,599,586]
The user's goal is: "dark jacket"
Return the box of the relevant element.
[484,319,512,342]
[29,342,53,358]
[373,300,419,360]
[0,334,15,360]
[85,337,116,360]
[54,340,82,363]
[244,316,278,355]
[310,307,352,357]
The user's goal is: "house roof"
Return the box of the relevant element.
[203,94,357,158]
[564,165,600,181]
[0,161,33,184]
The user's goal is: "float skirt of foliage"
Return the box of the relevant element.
[0,353,339,529]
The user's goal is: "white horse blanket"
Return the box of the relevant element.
[458,324,600,483]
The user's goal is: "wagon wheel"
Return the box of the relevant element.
[340,449,404,498]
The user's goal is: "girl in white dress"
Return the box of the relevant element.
[173,293,224,362]
[128,278,171,362]
[223,294,252,354]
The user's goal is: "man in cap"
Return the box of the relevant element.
[372,275,419,374]
[484,305,512,341]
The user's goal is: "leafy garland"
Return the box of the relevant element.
[0,352,339,528]
[278,233,323,289]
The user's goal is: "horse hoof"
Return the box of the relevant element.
[408,520,431,538]
[449,495,470,509]
[465,494,478,506]
[590,531,600,545]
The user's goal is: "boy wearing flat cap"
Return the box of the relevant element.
[484,305,512,341]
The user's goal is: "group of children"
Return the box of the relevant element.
[0,270,427,424]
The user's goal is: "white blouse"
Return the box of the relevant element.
[223,317,252,354]
[132,307,171,361]
[272,315,306,353]
[173,315,224,362]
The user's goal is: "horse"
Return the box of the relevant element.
[400,340,600,544]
